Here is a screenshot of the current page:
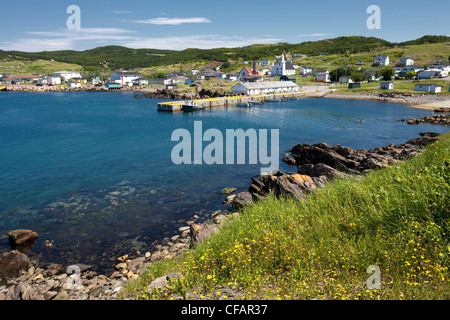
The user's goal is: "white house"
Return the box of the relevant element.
[237,66,263,82]
[428,62,450,73]
[300,66,313,75]
[45,76,62,85]
[374,55,390,66]
[227,74,238,81]
[52,71,82,81]
[316,71,330,83]
[339,76,353,84]
[147,78,173,85]
[380,82,394,90]
[110,71,142,85]
[418,70,440,79]
[401,65,425,74]
[414,84,442,93]
[261,59,271,66]
[215,72,227,79]
[271,53,296,76]
[67,80,81,88]
[399,58,414,66]
[231,81,299,96]
[132,77,151,85]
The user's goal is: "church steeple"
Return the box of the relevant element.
[282,53,286,75]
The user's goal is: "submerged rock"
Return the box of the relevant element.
[8,230,38,252]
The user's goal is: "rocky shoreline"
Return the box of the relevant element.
[0,132,444,300]
[323,91,450,108]
[0,208,233,300]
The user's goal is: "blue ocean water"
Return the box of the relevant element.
[0,92,448,271]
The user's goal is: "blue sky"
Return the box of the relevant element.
[0,0,449,51]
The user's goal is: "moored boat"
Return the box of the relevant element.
[182,100,203,112]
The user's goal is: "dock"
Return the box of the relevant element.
[157,90,318,112]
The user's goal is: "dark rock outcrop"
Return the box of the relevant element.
[249,133,441,202]
[0,251,31,285]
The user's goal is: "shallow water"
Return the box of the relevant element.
[0,92,448,273]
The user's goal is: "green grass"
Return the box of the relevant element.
[125,133,450,300]
[0,59,83,75]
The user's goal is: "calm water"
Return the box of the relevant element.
[0,92,448,272]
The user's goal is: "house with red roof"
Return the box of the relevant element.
[237,60,264,82]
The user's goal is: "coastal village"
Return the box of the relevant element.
[1,52,450,99]
[1,38,450,302]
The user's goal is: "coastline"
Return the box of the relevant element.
[3,84,450,111]
[1,131,446,300]
[321,91,450,111]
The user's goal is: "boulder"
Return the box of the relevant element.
[0,250,31,285]
[8,229,38,251]
[190,223,219,245]
[232,192,253,211]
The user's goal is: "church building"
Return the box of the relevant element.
[271,53,296,76]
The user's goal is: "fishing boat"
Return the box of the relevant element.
[0,86,6,92]
[182,100,203,112]
[264,98,281,103]
[237,102,252,107]
[249,100,264,105]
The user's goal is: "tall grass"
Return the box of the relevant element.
[127,133,450,300]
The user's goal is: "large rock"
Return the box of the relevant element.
[0,250,31,285]
[190,223,219,245]
[232,192,253,211]
[8,229,38,251]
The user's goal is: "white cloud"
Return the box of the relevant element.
[0,28,137,52]
[297,33,333,37]
[0,38,74,52]
[134,17,212,25]
[112,10,133,14]
[123,34,283,50]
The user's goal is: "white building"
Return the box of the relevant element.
[237,66,263,82]
[300,66,313,75]
[380,82,394,90]
[132,77,151,85]
[428,62,450,73]
[271,53,296,76]
[401,65,425,74]
[316,71,330,83]
[110,71,142,85]
[339,76,353,84]
[45,76,62,85]
[374,55,390,66]
[418,70,440,79]
[261,60,271,66]
[227,74,238,81]
[147,78,173,85]
[231,81,299,95]
[399,58,414,66]
[67,81,81,88]
[52,71,82,81]
[414,84,442,93]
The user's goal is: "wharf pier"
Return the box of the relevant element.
[157,90,318,112]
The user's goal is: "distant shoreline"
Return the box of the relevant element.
[3,85,450,111]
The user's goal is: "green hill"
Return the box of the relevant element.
[1,35,449,74]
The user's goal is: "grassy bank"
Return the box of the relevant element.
[125,133,450,300]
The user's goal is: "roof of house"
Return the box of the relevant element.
[414,83,442,87]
